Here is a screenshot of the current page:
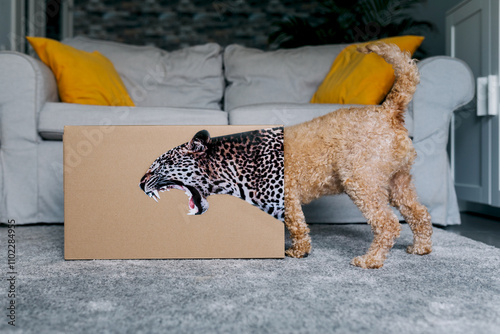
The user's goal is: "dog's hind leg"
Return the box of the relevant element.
[389,169,432,255]
[344,178,401,268]
[284,193,311,258]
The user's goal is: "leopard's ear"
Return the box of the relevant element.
[187,130,211,154]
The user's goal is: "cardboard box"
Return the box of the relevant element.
[64,125,284,259]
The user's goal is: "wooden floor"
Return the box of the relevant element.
[439,212,500,248]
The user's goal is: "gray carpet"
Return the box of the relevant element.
[1,223,500,334]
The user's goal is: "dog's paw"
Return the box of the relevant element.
[285,248,309,258]
[351,255,384,269]
[406,244,432,255]
[286,236,311,258]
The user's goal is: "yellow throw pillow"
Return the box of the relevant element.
[310,35,424,105]
[26,36,135,106]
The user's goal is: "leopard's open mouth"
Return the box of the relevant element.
[145,180,207,216]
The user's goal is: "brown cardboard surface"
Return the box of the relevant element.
[64,125,284,259]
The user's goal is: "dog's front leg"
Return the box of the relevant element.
[284,195,311,258]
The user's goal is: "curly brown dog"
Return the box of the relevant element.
[284,43,433,269]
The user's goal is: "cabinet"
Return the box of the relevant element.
[446,0,500,207]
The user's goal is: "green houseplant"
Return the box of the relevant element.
[269,0,434,55]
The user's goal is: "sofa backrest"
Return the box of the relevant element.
[63,36,224,110]
[223,44,348,111]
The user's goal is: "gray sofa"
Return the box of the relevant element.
[0,36,474,225]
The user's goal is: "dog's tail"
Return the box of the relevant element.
[357,43,419,125]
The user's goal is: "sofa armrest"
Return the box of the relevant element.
[0,51,58,223]
[412,56,474,143]
[0,51,58,146]
[409,56,474,226]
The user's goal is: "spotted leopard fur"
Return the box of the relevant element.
[140,127,284,221]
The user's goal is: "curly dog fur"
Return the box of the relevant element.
[284,43,433,268]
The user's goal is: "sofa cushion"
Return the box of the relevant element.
[38,102,228,140]
[310,35,424,105]
[26,37,135,107]
[228,103,414,136]
[224,44,348,111]
[62,36,224,110]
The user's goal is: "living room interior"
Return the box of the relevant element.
[1,0,500,333]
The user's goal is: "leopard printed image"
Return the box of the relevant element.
[139,127,284,221]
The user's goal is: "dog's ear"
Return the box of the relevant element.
[187,130,211,155]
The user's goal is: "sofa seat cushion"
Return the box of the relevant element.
[38,102,228,140]
[224,44,348,111]
[228,103,414,137]
[62,36,224,110]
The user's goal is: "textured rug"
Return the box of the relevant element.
[1,223,500,334]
